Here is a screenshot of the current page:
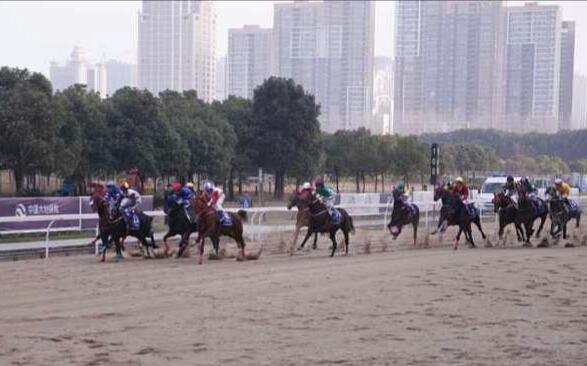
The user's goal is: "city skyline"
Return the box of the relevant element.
[3,1,587,78]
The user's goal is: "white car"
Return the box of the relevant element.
[476,176,520,212]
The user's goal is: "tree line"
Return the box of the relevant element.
[1,67,586,198]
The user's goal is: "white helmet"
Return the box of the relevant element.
[302,182,311,190]
[554,178,563,185]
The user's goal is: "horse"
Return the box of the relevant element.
[492,192,526,245]
[192,193,248,264]
[432,185,486,248]
[516,189,548,241]
[89,194,123,262]
[108,203,157,259]
[287,190,319,253]
[387,190,419,247]
[298,196,355,257]
[545,187,581,240]
[163,196,198,257]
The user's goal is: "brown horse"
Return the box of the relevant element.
[192,193,248,264]
[286,190,318,254]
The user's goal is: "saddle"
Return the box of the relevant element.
[124,210,141,230]
[403,203,417,217]
[329,208,342,225]
[567,199,579,215]
[216,210,233,226]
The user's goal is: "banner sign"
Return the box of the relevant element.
[0,196,153,233]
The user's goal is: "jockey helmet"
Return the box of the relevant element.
[554,178,563,185]
[455,176,464,183]
[120,181,129,190]
[185,182,195,190]
[172,182,182,192]
[314,177,324,188]
[106,180,115,188]
[302,182,311,190]
[204,182,213,193]
[507,175,514,183]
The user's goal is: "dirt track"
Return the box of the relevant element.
[1,239,587,365]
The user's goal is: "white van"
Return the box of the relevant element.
[475,176,519,211]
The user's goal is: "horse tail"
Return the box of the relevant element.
[348,215,355,234]
[237,209,248,222]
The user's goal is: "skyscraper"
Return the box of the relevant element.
[393,1,505,135]
[215,56,227,101]
[505,3,562,133]
[104,60,137,96]
[572,73,587,130]
[50,46,108,97]
[138,1,216,102]
[559,21,575,130]
[274,1,375,132]
[227,25,274,99]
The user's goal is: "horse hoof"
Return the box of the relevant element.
[114,255,123,262]
[522,243,533,248]
[198,257,203,265]
[564,243,575,248]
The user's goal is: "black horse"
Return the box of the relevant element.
[516,190,548,241]
[432,185,486,248]
[299,196,355,257]
[493,192,525,245]
[545,187,581,239]
[163,196,198,257]
[387,190,419,246]
[109,204,157,258]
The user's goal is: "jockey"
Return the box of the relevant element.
[519,177,537,196]
[204,182,226,216]
[185,182,196,193]
[554,178,575,214]
[503,175,517,198]
[393,181,409,203]
[314,177,337,220]
[120,182,141,230]
[105,180,123,208]
[172,182,195,222]
[453,177,475,217]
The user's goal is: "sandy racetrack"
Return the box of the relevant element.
[1,244,587,366]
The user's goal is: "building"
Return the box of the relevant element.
[49,46,108,96]
[505,3,562,133]
[572,74,587,130]
[104,60,137,96]
[227,25,274,99]
[274,1,375,132]
[559,21,575,130]
[393,1,505,135]
[215,56,227,101]
[138,1,216,102]
[372,56,393,134]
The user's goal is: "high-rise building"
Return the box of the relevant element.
[50,46,108,97]
[393,1,505,135]
[372,56,393,134]
[104,60,137,96]
[274,1,375,132]
[227,25,274,99]
[215,56,227,101]
[505,3,562,133]
[572,74,587,130]
[559,21,575,130]
[138,1,216,102]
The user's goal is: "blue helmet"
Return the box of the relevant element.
[204,182,213,193]
[106,180,115,188]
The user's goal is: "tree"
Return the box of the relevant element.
[0,67,57,192]
[251,77,321,198]
[392,136,428,187]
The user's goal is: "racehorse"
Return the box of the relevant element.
[545,187,581,239]
[287,190,319,253]
[516,189,548,241]
[298,196,355,257]
[432,185,486,248]
[108,203,157,259]
[387,190,419,247]
[163,196,198,257]
[89,193,123,262]
[492,192,525,245]
[192,192,249,264]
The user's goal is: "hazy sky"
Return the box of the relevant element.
[0,1,586,77]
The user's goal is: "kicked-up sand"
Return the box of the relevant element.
[1,237,587,365]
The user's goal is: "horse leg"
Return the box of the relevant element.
[291,226,300,254]
[312,233,319,250]
[455,226,462,250]
[563,221,568,240]
[576,213,581,228]
[536,215,546,238]
[413,220,418,247]
[163,232,173,255]
[198,235,206,265]
[299,230,313,250]
[343,229,349,255]
[467,223,476,248]
[329,231,338,257]
[474,217,486,239]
